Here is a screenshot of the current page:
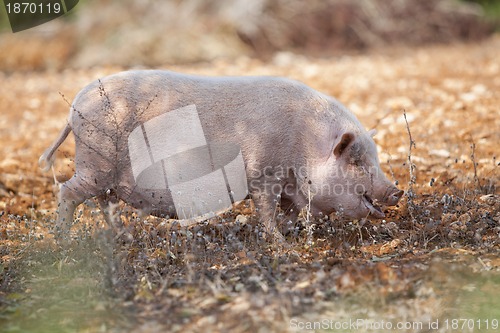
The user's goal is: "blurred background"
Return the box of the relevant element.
[0,0,498,72]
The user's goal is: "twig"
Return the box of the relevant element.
[306,182,313,247]
[386,153,398,186]
[58,92,72,107]
[470,137,483,193]
[403,110,417,223]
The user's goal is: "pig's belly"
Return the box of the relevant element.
[120,188,178,219]
[121,185,240,221]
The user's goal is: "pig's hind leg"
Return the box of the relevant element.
[55,174,97,238]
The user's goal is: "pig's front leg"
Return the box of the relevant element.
[278,196,302,235]
[250,183,286,243]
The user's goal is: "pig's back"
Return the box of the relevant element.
[69,70,321,157]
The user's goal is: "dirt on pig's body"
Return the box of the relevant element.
[0,37,499,333]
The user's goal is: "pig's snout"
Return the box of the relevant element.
[383,187,404,206]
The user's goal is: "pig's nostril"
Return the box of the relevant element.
[392,190,404,201]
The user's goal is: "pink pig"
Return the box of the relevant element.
[40,70,403,237]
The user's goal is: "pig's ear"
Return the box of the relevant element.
[334,132,355,158]
[368,129,377,137]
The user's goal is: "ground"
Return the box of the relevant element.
[0,36,499,333]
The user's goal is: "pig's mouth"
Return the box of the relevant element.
[362,194,385,218]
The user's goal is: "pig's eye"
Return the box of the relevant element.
[349,156,363,166]
[348,153,365,166]
[346,142,364,166]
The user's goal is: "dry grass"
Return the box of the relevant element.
[0,36,499,332]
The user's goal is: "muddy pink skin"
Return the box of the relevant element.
[39,70,403,236]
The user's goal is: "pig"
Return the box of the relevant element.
[39,70,403,239]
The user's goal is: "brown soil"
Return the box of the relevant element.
[0,36,499,333]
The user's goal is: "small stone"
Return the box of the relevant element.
[479,194,496,206]
[235,215,248,225]
[429,149,450,158]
